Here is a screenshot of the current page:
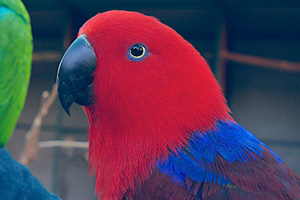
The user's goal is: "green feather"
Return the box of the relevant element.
[0,0,32,147]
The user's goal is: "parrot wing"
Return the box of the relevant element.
[127,121,300,200]
[0,0,32,147]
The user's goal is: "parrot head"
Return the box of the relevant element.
[57,10,231,200]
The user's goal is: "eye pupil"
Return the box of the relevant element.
[130,44,144,57]
[128,43,148,61]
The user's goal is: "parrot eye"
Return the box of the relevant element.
[128,44,149,61]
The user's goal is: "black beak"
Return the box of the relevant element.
[56,35,97,115]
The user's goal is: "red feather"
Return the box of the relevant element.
[80,11,231,199]
[183,146,300,200]
[221,147,300,199]
[124,168,195,199]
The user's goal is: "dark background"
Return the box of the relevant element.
[6,0,300,199]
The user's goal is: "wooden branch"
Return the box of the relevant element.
[19,84,58,166]
[222,50,300,72]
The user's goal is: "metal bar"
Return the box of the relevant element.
[39,140,88,149]
[213,3,228,92]
[51,4,72,195]
[222,51,300,72]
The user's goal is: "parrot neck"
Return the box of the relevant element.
[85,105,231,199]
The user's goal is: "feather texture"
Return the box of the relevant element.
[0,0,32,146]
[156,120,300,200]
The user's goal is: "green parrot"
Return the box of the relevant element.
[0,0,32,147]
[0,1,60,199]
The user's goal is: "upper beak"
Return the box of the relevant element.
[56,35,97,115]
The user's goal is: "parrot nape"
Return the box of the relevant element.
[0,1,60,199]
[56,11,300,200]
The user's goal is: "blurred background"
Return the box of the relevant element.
[6,0,300,199]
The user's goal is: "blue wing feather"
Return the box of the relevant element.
[154,120,300,199]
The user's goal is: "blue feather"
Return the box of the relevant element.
[156,120,282,186]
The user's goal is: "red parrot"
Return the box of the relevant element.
[56,11,300,200]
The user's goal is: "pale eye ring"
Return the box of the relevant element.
[128,44,149,61]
